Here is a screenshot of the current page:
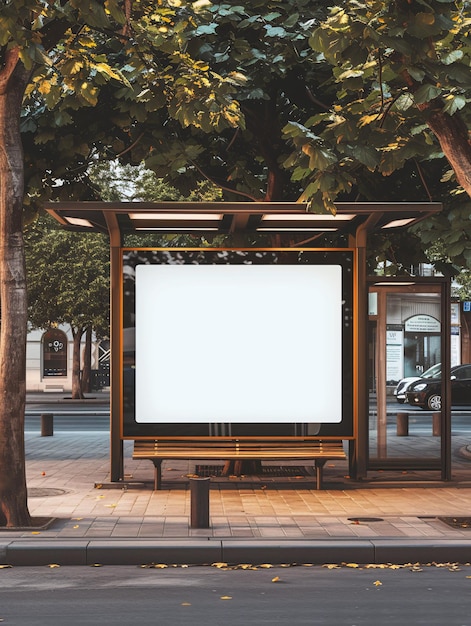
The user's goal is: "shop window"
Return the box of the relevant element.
[42,329,67,377]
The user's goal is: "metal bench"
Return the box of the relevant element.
[132,438,346,490]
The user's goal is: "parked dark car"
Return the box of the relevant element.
[394,362,441,403]
[406,363,471,410]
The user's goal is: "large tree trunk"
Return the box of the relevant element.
[0,51,32,527]
[402,68,471,199]
[242,98,289,201]
[425,109,471,199]
[71,328,85,399]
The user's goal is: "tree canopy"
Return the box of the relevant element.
[283,0,471,267]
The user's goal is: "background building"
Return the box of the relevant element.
[26,326,109,392]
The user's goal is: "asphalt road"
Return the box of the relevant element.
[23,398,471,434]
[0,565,470,625]
[25,399,109,432]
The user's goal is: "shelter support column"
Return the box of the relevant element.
[349,214,381,479]
[349,243,368,479]
[110,243,123,481]
[375,289,387,457]
[441,279,452,480]
[105,208,124,483]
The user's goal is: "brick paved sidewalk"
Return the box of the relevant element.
[1,430,469,542]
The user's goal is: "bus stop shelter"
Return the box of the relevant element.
[45,200,448,484]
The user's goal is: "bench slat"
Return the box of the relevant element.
[132,439,346,490]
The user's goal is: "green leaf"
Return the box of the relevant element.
[447,241,465,257]
[395,93,414,111]
[264,25,287,37]
[195,24,218,35]
[442,94,467,115]
[345,144,379,170]
[408,67,426,82]
[305,145,338,171]
[284,13,300,28]
[104,0,126,23]
[414,83,442,104]
[441,50,464,65]
[264,12,282,22]
[60,58,84,76]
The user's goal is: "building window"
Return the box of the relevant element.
[42,329,67,377]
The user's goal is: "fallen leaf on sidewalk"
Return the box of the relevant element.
[48,564,60,568]
[220,596,232,600]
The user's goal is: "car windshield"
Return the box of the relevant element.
[421,363,441,379]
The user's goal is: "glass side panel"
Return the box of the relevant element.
[368,287,443,464]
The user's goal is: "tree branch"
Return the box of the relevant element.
[414,159,433,202]
[189,159,261,201]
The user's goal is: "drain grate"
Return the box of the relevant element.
[28,488,67,498]
[348,517,384,523]
[195,465,310,477]
[438,517,471,529]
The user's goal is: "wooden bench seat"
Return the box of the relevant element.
[132,438,346,490]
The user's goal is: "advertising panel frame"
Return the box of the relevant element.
[120,247,356,441]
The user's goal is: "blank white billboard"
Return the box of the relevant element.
[135,264,343,423]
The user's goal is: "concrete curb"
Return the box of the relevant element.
[2,539,471,567]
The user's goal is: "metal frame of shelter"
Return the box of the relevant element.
[45,200,448,482]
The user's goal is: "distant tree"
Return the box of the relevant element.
[25,222,109,399]
[88,162,184,202]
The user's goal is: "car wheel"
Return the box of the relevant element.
[426,394,442,411]
[396,398,405,404]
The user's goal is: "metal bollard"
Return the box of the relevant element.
[190,477,210,528]
[432,411,441,437]
[40,413,54,437]
[396,412,409,436]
